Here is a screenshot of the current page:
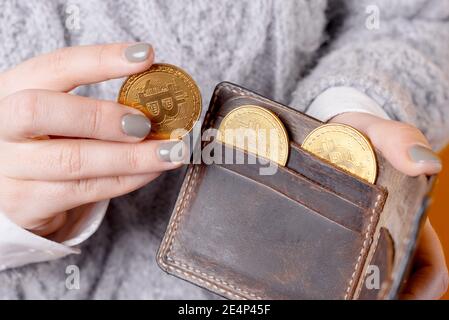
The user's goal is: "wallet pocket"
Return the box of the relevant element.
[213,114,384,210]
[158,143,384,299]
[287,143,383,209]
[216,143,368,233]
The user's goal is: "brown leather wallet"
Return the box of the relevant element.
[157,82,434,300]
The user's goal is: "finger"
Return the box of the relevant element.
[0,43,153,98]
[0,89,151,141]
[400,219,449,299]
[332,113,442,176]
[0,139,186,180]
[0,173,159,230]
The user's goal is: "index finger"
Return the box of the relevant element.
[0,43,153,99]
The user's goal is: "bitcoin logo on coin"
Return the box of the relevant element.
[217,105,289,166]
[301,124,377,183]
[118,63,202,139]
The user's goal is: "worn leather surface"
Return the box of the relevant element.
[157,82,432,300]
[358,227,395,299]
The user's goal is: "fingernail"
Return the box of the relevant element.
[157,141,186,163]
[124,43,152,63]
[408,145,442,168]
[121,114,151,138]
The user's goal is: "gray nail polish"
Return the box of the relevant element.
[157,141,186,162]
[121,114,151,138]
[408,145,442,166]
[124,43,152,63]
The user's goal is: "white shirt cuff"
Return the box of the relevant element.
[306,86,391,122]
[0,200,109,271]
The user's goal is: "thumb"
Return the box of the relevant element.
[330,112,442,177]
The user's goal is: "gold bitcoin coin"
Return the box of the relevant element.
[118,63,202,140]
[217,105,289,166]
[301,124,377,183]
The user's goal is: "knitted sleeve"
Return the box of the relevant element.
[291,0,449,150]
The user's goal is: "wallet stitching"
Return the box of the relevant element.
[343,193,382,300]
[160,84,263,300]
[164,262,249,299]
[354,227,384,299]
[166,258,259,300]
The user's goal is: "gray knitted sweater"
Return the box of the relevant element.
[0,0,448,299]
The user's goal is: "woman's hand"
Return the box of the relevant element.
[0,43,183,236]
[331,112,449,299]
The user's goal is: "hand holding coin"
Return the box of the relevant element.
[0,43,184,236]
